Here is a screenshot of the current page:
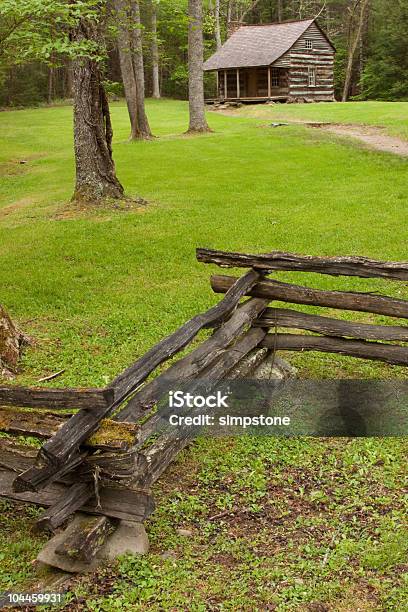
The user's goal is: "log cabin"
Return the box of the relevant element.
[204,18,335,103]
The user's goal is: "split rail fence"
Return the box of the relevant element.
[0,248,407,568]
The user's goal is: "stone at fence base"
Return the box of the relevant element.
[252,354,297,381]
[37,513,149,573]
[106,520,149,558]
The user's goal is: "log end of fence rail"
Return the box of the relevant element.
[12,448,84,493]
[34,482,93,533]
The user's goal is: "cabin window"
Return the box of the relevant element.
[271,68,280,87]
[305,38,313,50]
[308,66,316,87]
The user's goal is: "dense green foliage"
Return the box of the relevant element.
[360,0,408,100]
[0,0,109,106]
[1,0,407,107]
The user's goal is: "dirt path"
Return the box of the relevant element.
[211,107,408,156]
[309,123,408,156]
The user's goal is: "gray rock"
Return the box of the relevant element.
[106,520,149,558]
[37,514,149,573]
[176,528,193,537]
[252,354,297,381]
[161,550,177,560]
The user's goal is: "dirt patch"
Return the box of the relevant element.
[0,162,27,177]
[53,197,149,220]
[0,197,36,219]
[307,122,408,156]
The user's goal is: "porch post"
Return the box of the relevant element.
[224,70,228,99]
[216,71,219,99]
[268,66,271,98]
[236,68,240,99]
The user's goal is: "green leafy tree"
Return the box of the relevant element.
[0,0,125,202]
[360,0,408,100]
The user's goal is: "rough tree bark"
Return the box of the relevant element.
[151,1,161,98]
[129,0,153,139]
[215,0,222,49]
[187,0,211,133]
[0,305,26,377]
[342,0,370,102]
[114,0,139,139]
[71,15,124,202]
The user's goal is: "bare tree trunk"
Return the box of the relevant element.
[64,60,73,98]
[358,3,369,96]
[114,0,139,139]
[241,0,262,22]
[0,305,25,377]
[151,1,161,98]
[71,17,125,203]
[187,0,211,133]
[277,0,283,22]
[130,0,153,139]
[227,1,232,23]
[215,0,222,49]
[342,0,369,102]
[47,66,54,104]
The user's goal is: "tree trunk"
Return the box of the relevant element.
[71,17,125,202]
[47,66,54,104]
[227,1,232,24]
[187,0,211,133]
[114,0,139,139]
[129,0,153,139]
[342,0,369,102]
[64,60,73,99]
[277,0,283,22]
[151,2,161,98]
[215,0,222,49]
[0,305,24,377]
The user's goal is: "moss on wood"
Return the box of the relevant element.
[0,405,138,449]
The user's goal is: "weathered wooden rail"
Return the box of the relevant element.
[0,247,406,571]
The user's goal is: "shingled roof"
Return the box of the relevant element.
[204,19,316,71]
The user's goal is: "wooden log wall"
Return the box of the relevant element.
[288,22,335,100]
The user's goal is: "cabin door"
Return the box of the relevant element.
[246,69,258,98]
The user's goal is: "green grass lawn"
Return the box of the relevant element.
[0,99,407,610]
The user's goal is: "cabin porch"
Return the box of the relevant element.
[210,66,289,102]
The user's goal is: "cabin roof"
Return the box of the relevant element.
[204,19,329,71]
